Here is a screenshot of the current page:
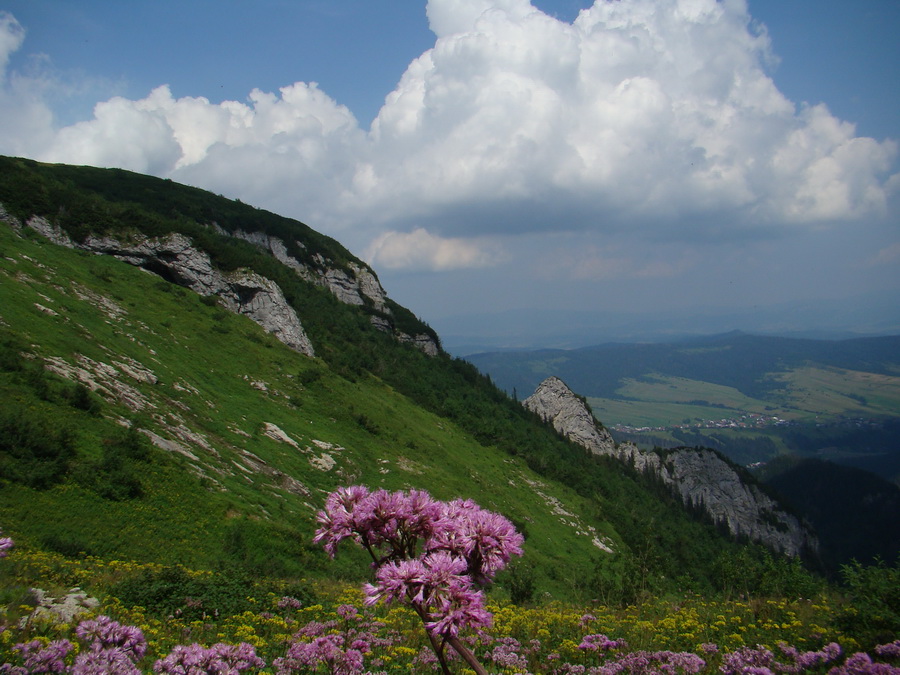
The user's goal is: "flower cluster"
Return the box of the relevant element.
[313,486,524,673]
[8,639,74,674]
[0,529,13,558]
[75,615,147,661]
[314,486,523,641]
[273,634,364,675]
[579,634,628,652]
[3,617,147,675]
[153,642,264,674]
[720,641,843,675]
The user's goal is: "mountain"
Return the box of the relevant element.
[437,301,900,355]
[0,155,801,602]
[468,332,900,479]
[470,334,900,570]
[756,457,900,571]
[522,377,816,559]
[469,331,900,403]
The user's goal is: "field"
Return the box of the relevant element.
[0,223,616,599]
[1,547,898,674]
[586,370,900,430]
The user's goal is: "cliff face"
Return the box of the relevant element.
[523,376,817,557]
[18,213,441,358]
[216,227,439,356]
[22,217,315,357]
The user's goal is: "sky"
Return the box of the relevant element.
[1,0,899,347]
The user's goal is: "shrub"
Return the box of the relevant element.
[0,405,75,489]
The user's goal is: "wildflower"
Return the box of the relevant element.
[276,596,303,611]
[578,634,627,651]
[71,648,141,675]
[336,604,358,620]
[273,634,364,675]
[828,651,899,675]
[875,641,900,660]
[720,645,775,675]
[314,486,523,675]
[11,639,74,673]
[0,530,13,558]
[75,616,147,660]
[154,642,264,674]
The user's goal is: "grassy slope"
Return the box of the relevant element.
[0,224,619,598]
[0,157,785,602]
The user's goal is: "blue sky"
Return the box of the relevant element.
[2,0,898,346]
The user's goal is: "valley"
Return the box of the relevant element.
[0,157,897,672]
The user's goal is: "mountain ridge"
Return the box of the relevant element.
[522,376,817,558]
[0,156,823,601]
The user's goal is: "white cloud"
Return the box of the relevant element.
[0,12,56,157]
[0,11,25,72]
[365,227,500,271]
[359,0,897,236]
[0,1,896,272]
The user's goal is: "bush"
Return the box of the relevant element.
[838,556,900,648]
[0,406,75,489]
[110,566,256,621]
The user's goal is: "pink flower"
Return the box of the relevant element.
[154,642,264,674]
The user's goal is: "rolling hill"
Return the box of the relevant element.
[0,155,791,603]
[468,333,900,475]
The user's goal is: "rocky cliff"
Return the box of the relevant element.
[11,210,441,358]
[220,227,439,356]
[17,216,315,357]
[523,376,817,557]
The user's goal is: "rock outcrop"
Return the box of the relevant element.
[523,375,619,457]
[23,220,315,357]
[220,227,439,356]
[523,376,817,557]
[16,208,439,358]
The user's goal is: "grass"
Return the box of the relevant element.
[0,223,617,599]
[587,368,900,430]
[774,366,900,418]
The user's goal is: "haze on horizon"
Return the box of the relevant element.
[1,0,898,345]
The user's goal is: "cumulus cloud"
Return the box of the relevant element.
[365,227,500,270]
[0,11,24,71]
[0,0,896,274]
[362,0,897,236]
[0,12,56,157]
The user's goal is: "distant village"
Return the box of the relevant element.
[611,412,886,435]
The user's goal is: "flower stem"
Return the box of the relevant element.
[447,635,489,675]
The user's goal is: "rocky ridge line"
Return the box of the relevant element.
[219,227,439,357]
[523,376,817,558]
[17,215,315,357]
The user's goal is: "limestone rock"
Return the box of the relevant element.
[24,226,315,357]
[523,376,618,457]
[25,215,75,247]
[227,228,388,310]
[657,448,813,557]
[523,376,817,557]
[220,227,440,356]
[397,332,441,357]
[218,270,315,356]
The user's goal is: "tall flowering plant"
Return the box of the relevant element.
[313,486,524,675]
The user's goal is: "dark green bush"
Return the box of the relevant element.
[0,406,75,489]
[110,566,255,621]
[838,556,900,648]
